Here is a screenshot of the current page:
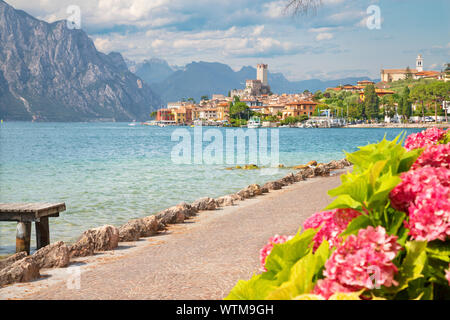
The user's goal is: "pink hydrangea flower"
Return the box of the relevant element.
[404,128,447,151]
[406,184,450,241]
[390,166,450,213]
[445,265,450,286]
[303,209,362,250]
[259,235,293,272]
[411,143,450,170]
[314,226,401,299]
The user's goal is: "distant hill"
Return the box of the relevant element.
[0,0,161,122]
[133,59,377,103]
[133,58,175,85]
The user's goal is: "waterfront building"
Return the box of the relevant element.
[357,80,375,87]
[241,98,263,107]
[263,105,285,116]
[359,89,395,101]
[282,101,318,119]
[216,103,230,121]
[171,108,186,124]
[257,64,268,86]
[199,108,218,120]
[156,109,175,122]
[230,63,271,99]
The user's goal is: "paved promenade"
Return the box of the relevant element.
[2,171,345,300]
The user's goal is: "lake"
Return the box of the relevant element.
[0,122,423,254]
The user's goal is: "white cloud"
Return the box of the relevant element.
[4,0,446,82]
[252,25,265,36]
[263,0,286,19]
[316,33,334,41]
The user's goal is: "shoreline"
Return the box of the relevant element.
[345,123,449,129]
[0,166,349,300]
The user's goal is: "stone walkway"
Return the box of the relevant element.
[3,171,345,300]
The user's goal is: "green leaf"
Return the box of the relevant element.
[340,214,371,237]
[398,149,422,173]
[395,277,433,300]
[394,241,428,293]
[369,160,388,188]
[425,240,450,263]
[225,275,277,300]
[328,174,367,203]
[324,195,363,211]
[265,241,330,300]
[387,211,407,236]
[264,228,316,284]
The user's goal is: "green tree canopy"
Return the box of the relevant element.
[364,84,380,121]
[229,101,251,120]
[400,86,412,121]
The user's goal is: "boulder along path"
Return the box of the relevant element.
[6,170,346,300]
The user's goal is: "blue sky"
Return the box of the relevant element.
[7,0,450,81]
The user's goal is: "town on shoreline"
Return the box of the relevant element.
[147,56,449,129]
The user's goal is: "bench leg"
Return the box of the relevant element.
[16,222,31,255]
[36,217,50,249]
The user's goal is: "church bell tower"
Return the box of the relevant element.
[416,54,424,72]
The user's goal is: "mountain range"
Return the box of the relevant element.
[134,60,377,104]
[0,0,377,121]
[0,0,161,122]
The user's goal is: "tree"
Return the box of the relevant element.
[344,94,361,120]
[229,101,251,120]
[400,86,412,122]
[364,84,379,121]
[150,111,157,118]
[426,81,449,122]
[313,90,323,101]
[281,115,309,125]
[405,66,413,80]
[381,95,396,120]
[201,95,209,101]
[410,84,426,122]
[286,0,322,15]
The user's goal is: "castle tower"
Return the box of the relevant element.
[416,54,424,72]
[257,64,268,86]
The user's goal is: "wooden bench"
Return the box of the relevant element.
[0,203,66,254]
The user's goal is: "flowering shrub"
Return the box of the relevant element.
[226,128,450,301]
[406,184,450,242]
[303,208,361,251]
[390,166,450,213]
[404,127,448,151]
[314,226,402,298]
[260,235,292,272]
[411,143,450,170]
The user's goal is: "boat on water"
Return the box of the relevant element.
[247,117,262,129]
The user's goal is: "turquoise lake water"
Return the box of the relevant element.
[0,122,423,254]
